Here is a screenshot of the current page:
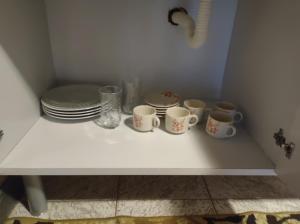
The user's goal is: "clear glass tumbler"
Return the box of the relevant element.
[122,77,140,114]
[95,85,122,129]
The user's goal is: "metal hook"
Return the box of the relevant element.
[273,128,295,159]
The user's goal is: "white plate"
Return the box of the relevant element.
[41,84,102,111]
[44,111,100,120]
[155,111,166,115]
[42,105,102,115]
[147,102,179,108]
[145,91,180,107]
[44,108,101,117]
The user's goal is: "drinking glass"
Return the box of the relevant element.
[122,77,140,114]
[95,85,122,128]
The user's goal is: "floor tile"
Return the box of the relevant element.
[8,200,116,219]
[213,199,300,214]
[48,201,116,219]
[205,176,296,199]
[42,176,118,200]
[8,203,50,219]
[119,176,209,199]
[116,200,215,216]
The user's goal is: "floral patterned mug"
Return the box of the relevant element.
[133,105,160,132]
[165,107,199,134]
[206,111,236,138]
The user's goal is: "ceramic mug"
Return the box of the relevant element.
[133,105,160,132]
[165,107,199,134]
[184,99,206,123]
[205,111,236,138]
[215,101,243,123]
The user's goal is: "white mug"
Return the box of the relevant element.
[184,99,206,123]
[206,111,236,138]
[165,107,199,134]
[133,105,160,132]
[215,101,243,123]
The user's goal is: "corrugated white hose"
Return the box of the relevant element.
[171,0,212,48]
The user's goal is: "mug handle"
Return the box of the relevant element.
[188,114,199,127]
[226,126,237,137]
[152,116,161,129]
[234,111,243,123]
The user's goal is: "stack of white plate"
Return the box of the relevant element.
[144,91,180,118]
[41,84,104,120]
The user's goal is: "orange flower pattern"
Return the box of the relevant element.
[172,119,185,133]
[206,118,219,135]
[133,114,143,128]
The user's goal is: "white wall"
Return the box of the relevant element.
[223,0,300,192]
[0,0,55,161]
[45,0,237,99]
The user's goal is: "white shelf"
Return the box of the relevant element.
[0,116,275,175]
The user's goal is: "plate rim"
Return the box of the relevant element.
[41,100,103,111]
[145,101,179,108]
[42,105,102,114]
[44,111,100,119]
[43,108,101,117]
[146,103,179,109]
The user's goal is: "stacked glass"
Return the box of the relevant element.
[95,85,122,129]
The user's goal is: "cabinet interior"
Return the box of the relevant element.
[0,0,299,192]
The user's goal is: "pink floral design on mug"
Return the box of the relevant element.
[171,120,185,133]
[133,114,143,128]
[165,107,199,134]
[206,118,219,135]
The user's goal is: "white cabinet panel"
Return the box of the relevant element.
[223,0,300,193]
[0,116,274,175]
[277,107,300,194]
[45,0,237,99]
[0,0,55,161]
